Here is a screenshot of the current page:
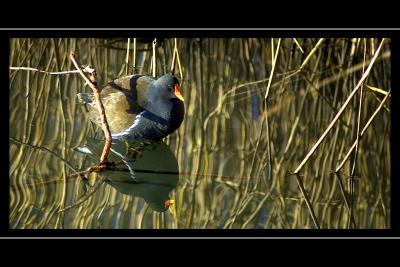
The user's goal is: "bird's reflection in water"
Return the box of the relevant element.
[76,138,179,212]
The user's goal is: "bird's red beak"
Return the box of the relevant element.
[174,84,184,102]
[165,199,175,207]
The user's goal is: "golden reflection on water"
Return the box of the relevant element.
[9,38,391,229]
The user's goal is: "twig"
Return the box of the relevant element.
[125,38,130,75]
[133,38,136,73]
[9,66,80,75]
[175,39,184,81]
[152,38,157,77]
[335,89,391,172]
[334,173,357,228]
[265,38,281,100]
[70,52,112,164]
[293,38,386,174]
[171,38,177,74]
[10,137,77,172]
[171,38,184,80]
[295,173,321,229]
[263,38,281,186]
[301,73,352,129]
[366,85,388,96]
[292,38,305,54]
[58,172,107,212]
[283,38,325,81]
[299,38,325,71]
[347,39,367,229]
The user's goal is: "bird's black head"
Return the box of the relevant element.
[152,74,184,102]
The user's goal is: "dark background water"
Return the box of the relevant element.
[9,38,391,229]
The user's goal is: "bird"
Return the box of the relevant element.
[78,74,185,142]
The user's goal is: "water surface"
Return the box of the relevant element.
[9,38,391,229]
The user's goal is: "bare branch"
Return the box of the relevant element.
[70,52,112,164]
[10,66,80,75]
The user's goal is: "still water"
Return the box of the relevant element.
[9,38,391,229]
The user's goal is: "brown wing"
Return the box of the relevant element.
[89,90,136,134]
[135,75,154,108]
[103,75,154,109]
[88,75,154,134]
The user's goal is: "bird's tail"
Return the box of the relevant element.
[77,93,94,104]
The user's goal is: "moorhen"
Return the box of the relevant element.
[78,74,185,142]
